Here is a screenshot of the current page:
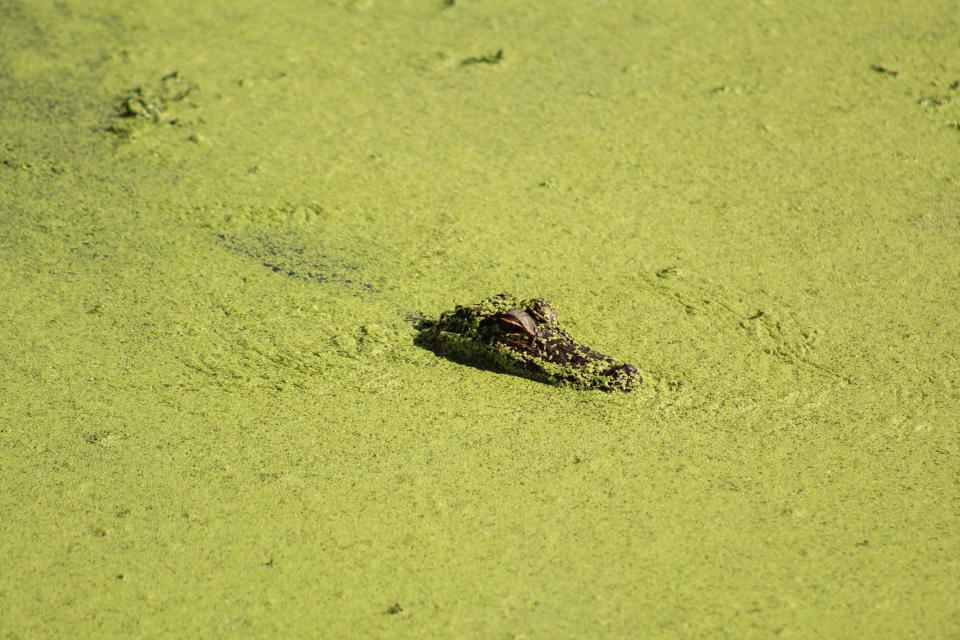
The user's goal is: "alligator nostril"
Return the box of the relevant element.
[608,363,641,384]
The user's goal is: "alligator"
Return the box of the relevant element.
[416,294,641,391]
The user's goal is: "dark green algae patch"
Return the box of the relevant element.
[417,294,641,391]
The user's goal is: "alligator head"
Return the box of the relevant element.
[416,294,641,391]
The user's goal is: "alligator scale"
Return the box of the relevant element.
[416,294,641,391]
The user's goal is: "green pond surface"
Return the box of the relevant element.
[1,1,958,637]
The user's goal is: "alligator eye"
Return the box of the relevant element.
[497,309,539,337]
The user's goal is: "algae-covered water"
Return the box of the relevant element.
[2,1,958,637]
